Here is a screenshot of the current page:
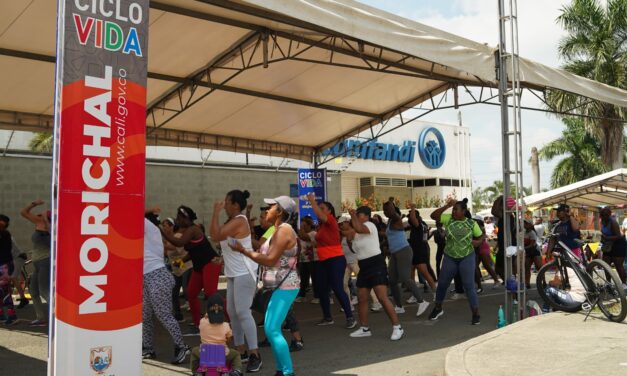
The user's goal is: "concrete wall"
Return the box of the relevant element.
[0,155,341,248]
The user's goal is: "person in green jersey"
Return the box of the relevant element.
[428,198,484,325]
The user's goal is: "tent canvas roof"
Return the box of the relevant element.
[1,0,625,160]
[524,169,627,210]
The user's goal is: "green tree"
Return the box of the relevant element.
[538,117,609,188]
[29,132,53,153]
[546,0,626,169]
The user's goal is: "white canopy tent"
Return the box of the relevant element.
[1,0,626,162]
[524,169,627,210]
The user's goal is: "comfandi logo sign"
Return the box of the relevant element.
[418,127,446,169]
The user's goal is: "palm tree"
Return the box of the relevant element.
[29,132,53,153]
[546,0,626,170]
[538,117,609,188]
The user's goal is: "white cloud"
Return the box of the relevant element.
[362,0,572,190]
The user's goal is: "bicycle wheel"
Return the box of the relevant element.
[586,259,627,322]
[536,260,582,313]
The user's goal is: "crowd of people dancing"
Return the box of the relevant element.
[1,192,626,376]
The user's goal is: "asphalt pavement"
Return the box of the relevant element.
[0,281,522,376]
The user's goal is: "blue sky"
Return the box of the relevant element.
[358,0,571,190]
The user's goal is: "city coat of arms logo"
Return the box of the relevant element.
[89,346,112,374]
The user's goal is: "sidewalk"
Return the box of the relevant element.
[445,311,627,376]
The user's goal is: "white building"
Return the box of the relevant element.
[326,119,472,210]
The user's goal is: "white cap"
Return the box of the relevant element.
[337,216,350,224]
[264,196,297,215]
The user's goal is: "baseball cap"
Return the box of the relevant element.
[263,196,297,216]
[206,293,225,324]
[556,203,570,212]
[337,215,350,224]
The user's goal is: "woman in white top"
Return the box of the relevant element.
[344,206,403,341]
[209,189,261,372]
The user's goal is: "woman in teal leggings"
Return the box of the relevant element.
[233,195,300,376]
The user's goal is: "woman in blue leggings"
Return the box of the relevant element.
[234,196,300,376]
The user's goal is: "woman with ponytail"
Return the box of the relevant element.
[210,189,262,373]
[429,198,484,325]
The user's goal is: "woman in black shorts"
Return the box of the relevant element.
[343,206,403,341]
[408,204,437,292]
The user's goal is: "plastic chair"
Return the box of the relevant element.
[196,343,231,376]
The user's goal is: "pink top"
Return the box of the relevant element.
[260,223,300,290]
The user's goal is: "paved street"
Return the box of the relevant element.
[1,281,525,376]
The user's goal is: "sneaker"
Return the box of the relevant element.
[450,293,464,300]
[171,344,191,364]
[476,288,483,294]
[370,302,383,312]
[142,348,156,359]
[416,301,430,317]
[17,298,30,309]
[428,307,444,321]
[258,338,271,347]
[406,296,418,304]
[310,298,320,304]
[351,296,358,305]
[240,351,249,364]
[289,339,304,352]
[350,327,372,338]
[316,318,334,326]
[390,326,404,341]
[229,370,244,376]
[246,353,262,373]
[346,317,357,329]
[394,306,405,314]
[472,315,481,325]
[29,319,47,327]
[294,296,306,303]
[4,315,17,326]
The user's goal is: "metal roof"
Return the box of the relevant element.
[1,0,625,161]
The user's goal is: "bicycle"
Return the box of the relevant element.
[536,233,627,322]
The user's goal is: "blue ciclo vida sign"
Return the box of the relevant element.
[321,127,447,169]
[418,127,446,169]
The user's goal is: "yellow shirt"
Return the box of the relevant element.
[199,319,232,355]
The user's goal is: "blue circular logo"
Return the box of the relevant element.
[418,127,446,169]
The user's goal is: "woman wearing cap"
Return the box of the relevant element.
[345,206,404,341]
[20,199,51,326]
[232,196,300,376]
[210,190,262,373]
[142,212,191,363]
[163,217,192,322]
[382,199,430,317]
[161,205,221,329]
[306,192,356,328]
[430,198,484,325]
[600,207,627,286]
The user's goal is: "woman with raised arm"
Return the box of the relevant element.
[429,198,484,325]
[345,206,404,341]
[20,200,51,326]
[306,192,356,329]
[232,196,300,376]
[161,205,221,329]
[209,190,262,373]
[382,199,430,318]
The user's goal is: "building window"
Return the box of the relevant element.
[440,179,452,186]
[360,177,373,186]
[425,178,437,186]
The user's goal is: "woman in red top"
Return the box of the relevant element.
[306,193,356,329]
